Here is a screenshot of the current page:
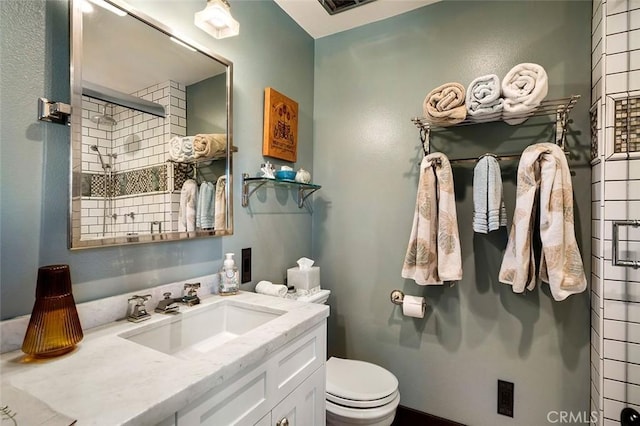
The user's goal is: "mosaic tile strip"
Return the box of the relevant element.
[82,165,168,197]
[614,97,640,154]
[590,107,598,161]
[173,164,192,191]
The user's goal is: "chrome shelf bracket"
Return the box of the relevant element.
[38,97,71,125]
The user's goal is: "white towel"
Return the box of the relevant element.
[169,136,195,162]
[473,156,507,233]
[196,181,215,229]
[501,63,548,125]
[466,74,504,122]
[401,153,462,285]
[178,179,198,232]
[255,280,287,297]
[423,82,467,126]
[498,143,586,301]
[214,175,226,230]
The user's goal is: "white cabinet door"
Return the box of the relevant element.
[271,366,325,426]
[254,412,271,426]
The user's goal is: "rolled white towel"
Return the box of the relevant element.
[168,136,195,162]
[255,280,288,298]
[501,63,548,125]
[466,74,504,122]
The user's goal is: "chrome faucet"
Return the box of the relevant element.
[154,283,201,314]
[127,294,152,322]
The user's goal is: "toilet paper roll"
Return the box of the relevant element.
[402,295,426,318]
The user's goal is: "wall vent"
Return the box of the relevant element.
[317,0,377,15]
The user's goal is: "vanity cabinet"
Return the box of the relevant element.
[169,320,326,426]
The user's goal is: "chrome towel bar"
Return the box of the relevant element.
[613,220,640,268]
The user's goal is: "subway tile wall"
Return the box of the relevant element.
[592,0,640,424]
[80,81,186,240]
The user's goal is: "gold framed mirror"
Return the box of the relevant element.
[69,0,233,249]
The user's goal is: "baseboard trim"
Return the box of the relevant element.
[392,405,466,426]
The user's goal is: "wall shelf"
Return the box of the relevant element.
[411,95,580,153]
[242,173,321,208]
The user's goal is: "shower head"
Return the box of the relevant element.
[90,145,110,169]
[90,104,117,126]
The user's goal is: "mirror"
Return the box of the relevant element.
[69,0,233,249]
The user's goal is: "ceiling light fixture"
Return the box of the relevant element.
[194,0,240,39]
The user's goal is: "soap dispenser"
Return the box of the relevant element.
[219,253,239,296]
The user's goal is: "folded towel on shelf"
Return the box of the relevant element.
[466,74,504,122]
[401,152,462,285]
[255,280,288,298]
[501,63,548,125]
[498,143,586,301]
[196,181,215,230]
[178,179,198,232]
[214,175,226,230]
[423,82,467,126]
[194,133,227,159]
[473,155,507,233]
[169,136,195,162]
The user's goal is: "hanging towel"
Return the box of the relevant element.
[168,136,195,162]
[402,153,462,285]
[178,179,198,232]
[501,63,548,125]
[196,181,215,229]
[423,82,467,126]
[466,74,504,122]
[473,155,507,233]
[214,175,227,230]
[194,133,227,159]
[498,143,586,301]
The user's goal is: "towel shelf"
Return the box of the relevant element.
[411,95,580,155]
[242,174,321,208]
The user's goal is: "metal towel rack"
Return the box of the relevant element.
[613,220,640,268]
[411,95,580,159]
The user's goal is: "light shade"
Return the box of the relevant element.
[194,0,239,39]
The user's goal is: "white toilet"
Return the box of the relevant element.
[296,289,400,425]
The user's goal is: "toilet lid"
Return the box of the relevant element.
[326,357,398,405]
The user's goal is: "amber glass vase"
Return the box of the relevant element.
[21,265,83,358]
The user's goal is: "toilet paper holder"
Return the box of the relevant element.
[390,289,426,309]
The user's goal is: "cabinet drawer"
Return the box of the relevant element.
[272,322,326,403]
[177,364,269,425]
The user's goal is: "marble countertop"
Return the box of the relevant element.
[0,291,329,426]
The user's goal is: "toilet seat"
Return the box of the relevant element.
[326,357,399,409]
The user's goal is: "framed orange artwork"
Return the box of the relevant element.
[262,87,298,162]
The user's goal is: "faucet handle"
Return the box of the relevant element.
[162,292,172,299]
[184,283,201,296]
[128,294,151,304]
[127,294,152,323]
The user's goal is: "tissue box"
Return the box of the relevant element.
[287,266,320,291]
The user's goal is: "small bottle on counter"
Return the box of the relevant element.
[219,253,239,296]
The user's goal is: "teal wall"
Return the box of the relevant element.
[0,0,315,319]
[1,0,593,423]
[313,1,592,424]
[187,73,227,134]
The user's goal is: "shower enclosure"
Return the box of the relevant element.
[90,144,117,237]
[84,101,118,238]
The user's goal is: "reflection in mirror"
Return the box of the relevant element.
[70,0,233,249]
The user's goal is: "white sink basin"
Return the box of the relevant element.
[119,299,285,359]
